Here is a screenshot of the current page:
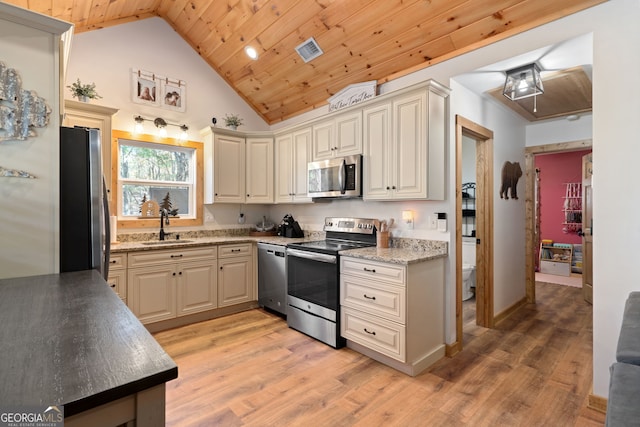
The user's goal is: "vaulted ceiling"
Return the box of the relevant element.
[5,0,605,124]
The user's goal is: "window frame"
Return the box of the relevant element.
[111,130,203,229]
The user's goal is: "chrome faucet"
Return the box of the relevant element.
[159,208,171,240]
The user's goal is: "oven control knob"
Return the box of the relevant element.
[358,224,362,228]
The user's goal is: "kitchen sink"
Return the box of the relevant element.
[141,240,193,245]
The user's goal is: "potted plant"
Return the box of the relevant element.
[67,78,102,102]
[224,113,244,130]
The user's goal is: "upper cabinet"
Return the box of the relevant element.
[312,111,362,160]
[62,100,119,201]
[201,127,274,204]
[275,128,312,204]
[363,81,449,201]
[246,136,274,204]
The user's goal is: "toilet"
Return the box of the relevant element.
[462,264,476,301]
[462,240,476,301]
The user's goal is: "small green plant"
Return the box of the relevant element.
[224,113,244,128]
[67,78,102,100]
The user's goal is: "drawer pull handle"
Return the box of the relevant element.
[110,260,117,264]
[363,267,376,273]
[110,284,116,288]
[170,254,183,258]
[363,294,376,300]
[364,328,376,336]
[231,249,241,252]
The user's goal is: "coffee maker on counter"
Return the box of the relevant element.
[277,214,304,238]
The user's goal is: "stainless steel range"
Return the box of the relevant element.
[286,217,379,348]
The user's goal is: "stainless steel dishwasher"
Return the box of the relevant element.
[257,243,287,316]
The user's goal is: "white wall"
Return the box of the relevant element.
[526,113,593,147]
[0,14,67,278]
[66,17,269,140]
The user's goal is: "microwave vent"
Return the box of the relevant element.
[295,37,323,63]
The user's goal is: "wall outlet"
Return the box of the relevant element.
[429,215,437,229]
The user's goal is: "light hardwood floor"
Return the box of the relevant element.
[154,282,605,426]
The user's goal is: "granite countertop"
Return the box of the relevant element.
[111,235,314,253]
[112,234,448,264]
[0,270,178,417]
[341,245,448,265]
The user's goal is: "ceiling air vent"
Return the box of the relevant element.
[295,37,323,63]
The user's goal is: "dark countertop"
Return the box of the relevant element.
[0,270,178,417]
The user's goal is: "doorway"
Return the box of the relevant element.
[524,139,592,303]
[455,115,494,353]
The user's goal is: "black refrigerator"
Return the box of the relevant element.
[60,126,110,279]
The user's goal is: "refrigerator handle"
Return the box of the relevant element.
[103,177,110,280]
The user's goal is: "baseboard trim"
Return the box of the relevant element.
[145,301,258,333]
[494,296,528,325]
[445,341,461,357]
[588,393,607,414]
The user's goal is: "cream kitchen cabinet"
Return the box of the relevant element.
[363,80,449,201]
[246,136,274,203]
[312,111,362,160]
[218,243,254,307]
[275,128,312,203]
[340,255,445,376]
[201,127,246,203]
[62,100,118,201]
[106,252,127,303]
[127,247,217,324]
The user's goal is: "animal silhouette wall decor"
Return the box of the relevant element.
[500,161,522,200]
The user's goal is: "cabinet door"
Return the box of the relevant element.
[106,268,127,302]
[214,134,245,203]
[275,133,294,203]
[128,265,177,324]
[177,260,217,316]
[392,92,427,199]
[312,119,334,160]
[62,100,118,201]
[218,256,252,307]
[335,111,362,157]
[246,137,274,203]
[292,128,312,203]
[363,103,392,200]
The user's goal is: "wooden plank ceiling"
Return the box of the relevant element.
[5,0,606,124]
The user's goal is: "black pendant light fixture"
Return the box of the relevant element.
[503,63,544,112]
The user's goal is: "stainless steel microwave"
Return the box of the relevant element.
[307,154,362,199]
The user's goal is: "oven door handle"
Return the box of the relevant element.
[286,248,337,264]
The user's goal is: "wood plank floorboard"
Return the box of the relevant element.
[154,282,605,426]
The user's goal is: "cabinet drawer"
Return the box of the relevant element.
[341,307,405,362]
[341,257,405,285]
[341,275,405,323]
[108,253,127,269]
[218,243,252,258]
[128,247,216,267]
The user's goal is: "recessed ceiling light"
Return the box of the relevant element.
[245,46,258,60]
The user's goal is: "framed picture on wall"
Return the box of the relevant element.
[160,77,186,112]
[131,69,160,106]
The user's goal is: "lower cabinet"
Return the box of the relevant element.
[127,247,217,324]
[340,256,445,376]
[106,253,127,304]
[218,243,254,307]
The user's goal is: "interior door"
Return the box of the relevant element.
[581,153,593,304]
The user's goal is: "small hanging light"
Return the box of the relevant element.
[503,63,544,112]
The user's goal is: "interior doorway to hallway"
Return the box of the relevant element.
[454,116,494,354]
[524,139,592,304]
